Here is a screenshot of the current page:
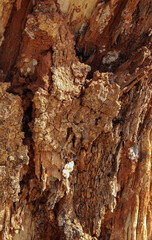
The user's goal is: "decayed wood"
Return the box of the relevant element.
[0,0,151,239]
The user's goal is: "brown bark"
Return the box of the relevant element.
[0,0,151,239]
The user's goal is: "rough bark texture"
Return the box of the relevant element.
[0,0,152,239]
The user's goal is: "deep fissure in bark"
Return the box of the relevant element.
[0,0,34,73]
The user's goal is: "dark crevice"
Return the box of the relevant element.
[75,45,96,63]
[112,118,123,126]
[74,35,95,71]
[79,87,85,106]
[75,41,94,81]
[0,0,34,74]
[72,135,76,148]
[118,185,124,198]
[21,89,36,180]
[7,82,36,196]
[22,101,33,140]
[66,127,73,141]
[95,117,101,126]
[86,71,93,80]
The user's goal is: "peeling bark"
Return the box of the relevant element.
[0,0,152,239]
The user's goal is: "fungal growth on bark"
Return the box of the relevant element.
[0,0,151,239]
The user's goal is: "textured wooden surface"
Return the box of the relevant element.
[0,0,151,239]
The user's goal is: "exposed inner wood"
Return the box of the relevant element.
[0,0,151,239]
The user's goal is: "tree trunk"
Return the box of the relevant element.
[0,0,151,239]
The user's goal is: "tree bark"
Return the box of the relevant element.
[0,0,151,239]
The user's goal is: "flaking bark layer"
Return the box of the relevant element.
[0,0,151,239]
